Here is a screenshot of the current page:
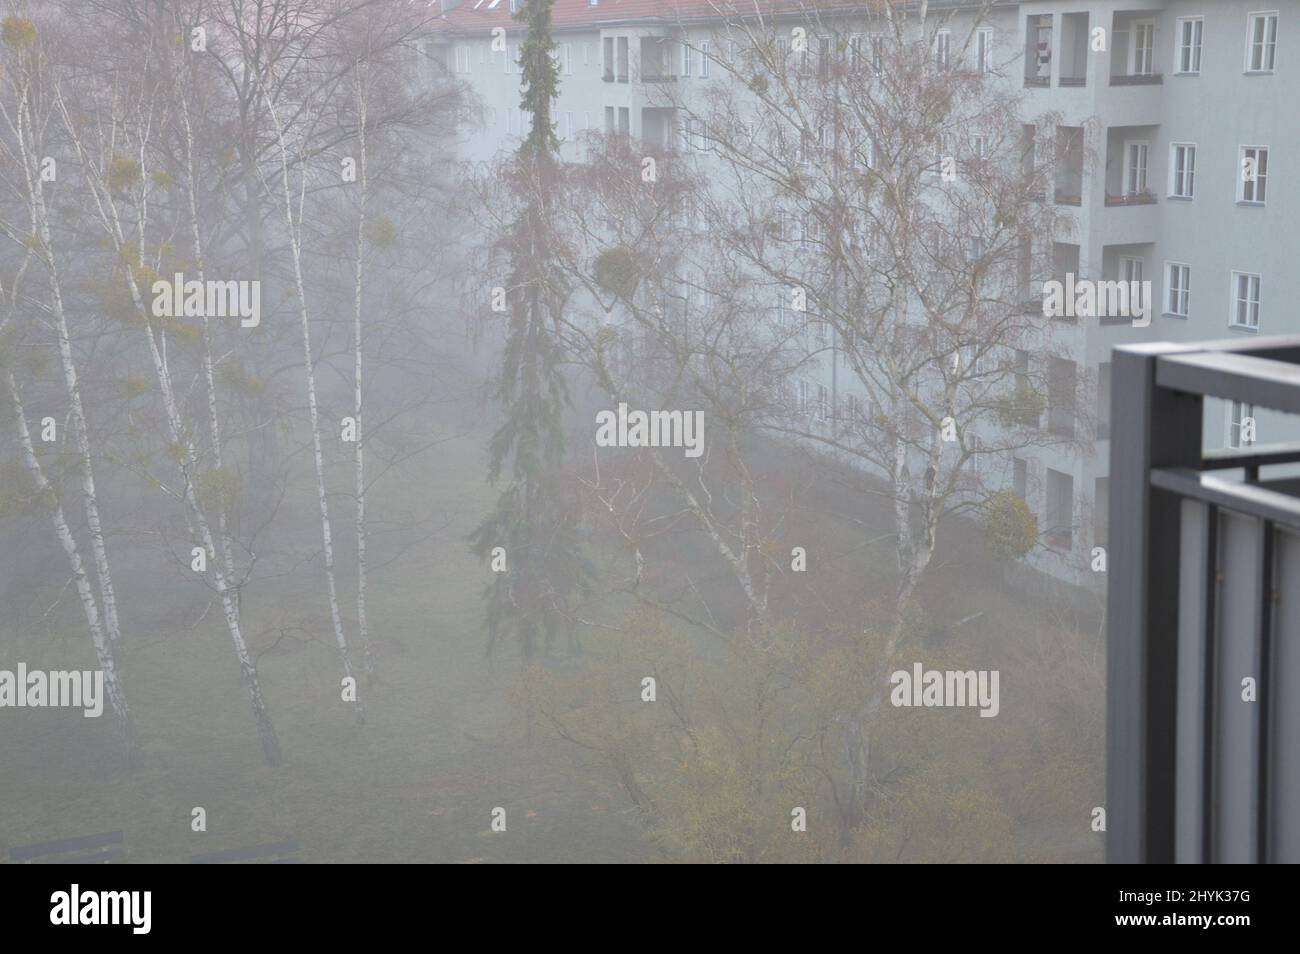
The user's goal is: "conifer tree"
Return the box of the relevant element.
[471,0,591,657]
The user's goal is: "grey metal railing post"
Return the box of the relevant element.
[1107,344,1203,862]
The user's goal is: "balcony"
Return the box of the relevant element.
[1108,336,1300,863]
[638,36,675,84]
[1023,13,1051,88]
[1110,72,1163,85]
[1105,190,1157,207]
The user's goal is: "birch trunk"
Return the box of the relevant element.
[18,109,123,647]
[352,68,375,678]
[56,93,283,765]
[8,370,132,745]
[840,426,943,843]
[176,86,239,595]
[136,285,283,766]
[264,91,364,723]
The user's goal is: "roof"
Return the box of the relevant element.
[424,0,903,37]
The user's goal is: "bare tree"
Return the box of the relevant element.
[667,7,1081,833]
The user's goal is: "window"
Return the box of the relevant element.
[562,43,572,75]
[564,111,574,139]
[1228,401,1256,448]
[1096,362,1112,440]
[1013,348,1031,390]
[816,384,829,422]
[1048,356,1076,438]
[817,35,832,78]
[852,132,874,169]
[871,35,884,74]
[1239,146,1268,203]
[1094,477,1110,547]
[973,134,990,160]
[1231,271,1261,329]
[604,105,614,134]
[798,380,809,415]
[844,392,859,424]
[774,285,789,321]
[1176,17,1203,73]
[935,30,950,70]
[618,106,629,135]
[1170,143,1196,197]
[1131,20,1155,74]
[1120,256,1144,285]
[1246,12,1278,72]
[1124,141,1149,196]
[968,236,986,261]
[1045,468,1075,551]
[1013,458,1028,498]
[694,117,706,151]
[1166,263,1190,317]
[849,34,865,72]
[977,28,993,73]
[617,37,629,82]
[932,132,950,172]
[602,37,613,80]
[700,41,710,77]
[681,38,693,77]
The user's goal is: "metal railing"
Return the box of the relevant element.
[1108,336,1300,863]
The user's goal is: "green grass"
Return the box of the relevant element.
[0,425,648,863]
[1,421,1102,863]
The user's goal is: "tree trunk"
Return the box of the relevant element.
[8,370,133,749]
[267,96,364,724]
[353,69,375,678]
[25,135,123,647]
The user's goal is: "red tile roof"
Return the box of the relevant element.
[427,0,882,36]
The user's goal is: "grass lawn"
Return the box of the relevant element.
[1,418,1102,863]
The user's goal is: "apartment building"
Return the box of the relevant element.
[419,0,1294,589]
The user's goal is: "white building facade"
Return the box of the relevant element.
[422,0,1295,588]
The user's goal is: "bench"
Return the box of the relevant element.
[9,830,125,864]
[189,839,300,864]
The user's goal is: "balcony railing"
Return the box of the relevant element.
[1108,336,1300,863]
[1105,190,1157,207]
[1110,72,1163,85]
[1059,75,1086,86]
[1023,74,1050,88]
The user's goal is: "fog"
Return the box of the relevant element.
[0,0,1116,864]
